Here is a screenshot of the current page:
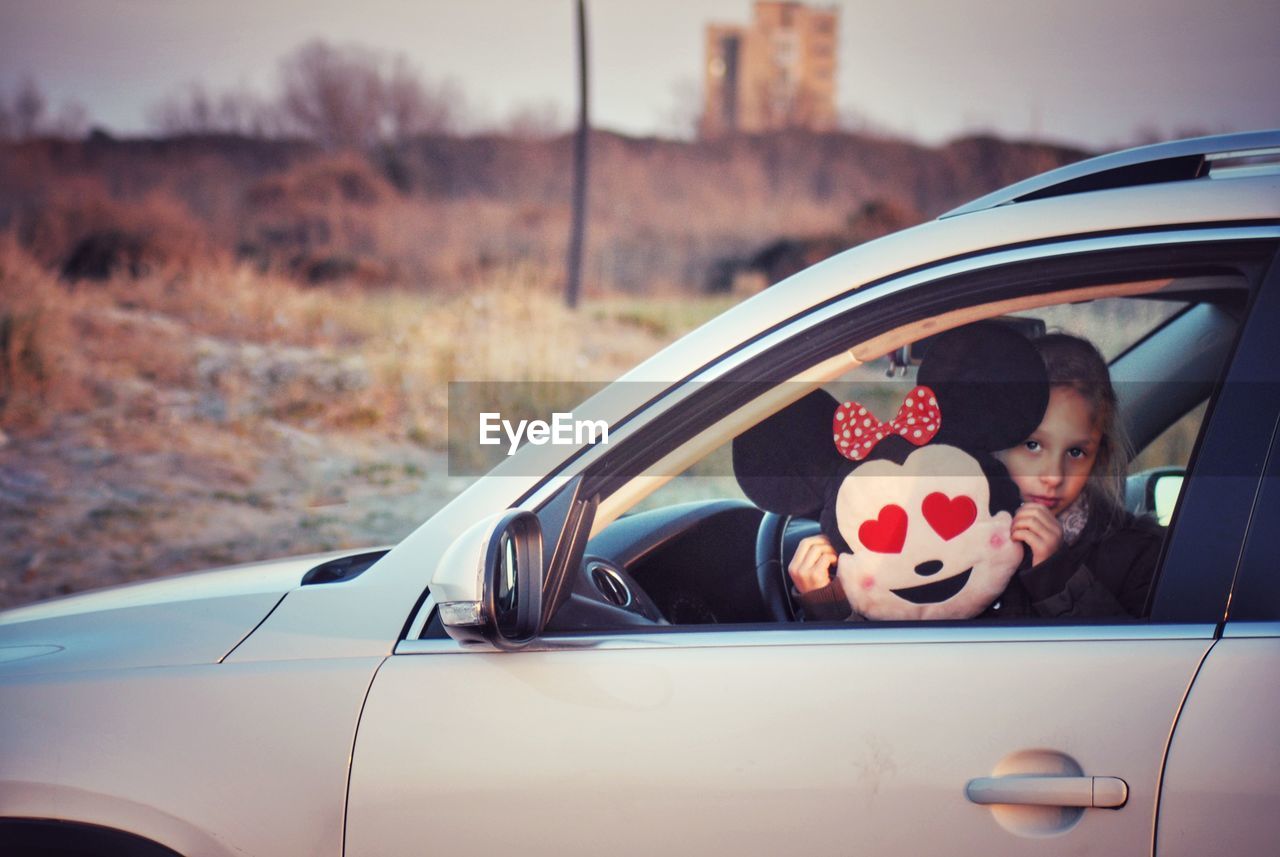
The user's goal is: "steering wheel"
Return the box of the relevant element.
[754,511,797,622]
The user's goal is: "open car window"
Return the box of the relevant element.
[544,269,1249,633]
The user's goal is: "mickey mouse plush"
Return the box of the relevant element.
[733,321,1049,620]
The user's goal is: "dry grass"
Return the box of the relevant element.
[12,178,213,277]
[0,237,739,608]
[2,230,728,439]
[0,236,95,431]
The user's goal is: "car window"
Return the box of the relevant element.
[1009,299,1187,360]
[1131,402,1206,474]
[553,273,1248,633]
[622,295,1203,514]
[634,296,1196,513]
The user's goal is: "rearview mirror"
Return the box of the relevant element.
[434,510,543,650]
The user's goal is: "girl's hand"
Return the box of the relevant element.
[1011,503,1064,566]
[788,534,838,594]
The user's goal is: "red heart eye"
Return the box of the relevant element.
[858,504,908,554]
[922,492,977,541]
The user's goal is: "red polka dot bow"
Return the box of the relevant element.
[832,385,942,461]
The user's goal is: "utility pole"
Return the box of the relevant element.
[565,0,589,308]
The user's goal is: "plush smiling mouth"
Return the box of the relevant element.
[891,568,972,604]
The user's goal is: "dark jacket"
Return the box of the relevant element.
[798,507,1164,622]
[990,508,1164,619]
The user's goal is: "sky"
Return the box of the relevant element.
[1,0,1277,150]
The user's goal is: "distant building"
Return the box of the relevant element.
[700,2,839,138]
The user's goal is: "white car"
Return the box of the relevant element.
[3,131,1279,856]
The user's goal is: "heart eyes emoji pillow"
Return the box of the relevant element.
[832,443,1022,620]
[733,321,1050,621]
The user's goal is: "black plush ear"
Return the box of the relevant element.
[733,389,848,518]
[974,450,1024,514]
[917,321,1049,452]
[975,449,1036,570]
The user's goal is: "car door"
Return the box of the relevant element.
[344,237,1274,857]
[353,632,1218,856]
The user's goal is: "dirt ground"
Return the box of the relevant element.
[0,288,470,609]
[0,410,469,609]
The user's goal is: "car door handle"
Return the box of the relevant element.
[965,776,1128,809]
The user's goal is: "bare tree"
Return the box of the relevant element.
[385,55,461,139]
[275,40,463,148]
[0,77,89,140]
[149,84,219,134]
[13,78,46,138]
[50,101,89,138]
[139,43,465,146]
[279,40,386,150]
[503,99,566,140]
[148,83,276,136]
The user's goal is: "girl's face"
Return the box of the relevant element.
[999,386,1101,516]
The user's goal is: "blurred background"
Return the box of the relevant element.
[1,0,1276,606]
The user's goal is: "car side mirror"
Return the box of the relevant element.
[1125,466,1184,526]
[1150,472,1183,527]
[433,510,543,650]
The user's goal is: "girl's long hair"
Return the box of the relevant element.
[1033,333,1132,520]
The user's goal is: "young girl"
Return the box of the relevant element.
[788,332,1163,620]
[992,332,1163,619]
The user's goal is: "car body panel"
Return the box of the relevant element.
[0,657,383,857]
[0,550,375,675]
[0,592,281,677]
[1156,634,1280,856]
[348,633,1211,855]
